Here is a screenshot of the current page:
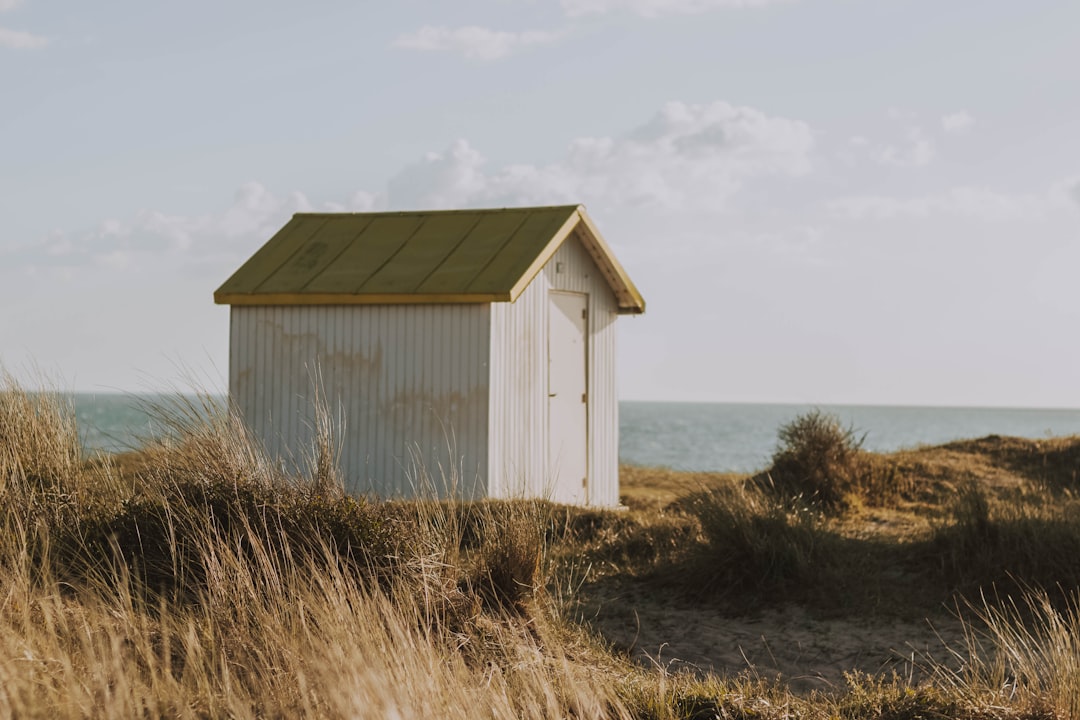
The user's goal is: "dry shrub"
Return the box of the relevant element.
[762,411,907,510]
[762,410,863,510]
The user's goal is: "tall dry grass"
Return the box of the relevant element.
[0,376,643,719]
[685,483,824,602]
[4,375,1080,718]
[936,589,1080,719]
[933,484,1080,600]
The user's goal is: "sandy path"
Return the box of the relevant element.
[582,585,969,694]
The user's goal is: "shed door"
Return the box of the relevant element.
[548,291,588,504]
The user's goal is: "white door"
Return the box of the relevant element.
[548,291,588,504]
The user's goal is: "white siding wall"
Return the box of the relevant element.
[488,233,620,506]
[230,304,491,500]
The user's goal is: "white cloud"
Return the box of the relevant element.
[941,111,975,134]
[388,140,492,208]
[396,0,792,60]
[5,182,366,278]
[562,0,793,17]
[829,184,1072,222]
[388,100,814,211]
[0,26,47,49]
[875,127,934,167]
[9,100,813,279]
[395,25,564,60]
[0,0,48,50]
[1050,175,1080,210]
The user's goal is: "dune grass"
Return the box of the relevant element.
[3,384,1080,717]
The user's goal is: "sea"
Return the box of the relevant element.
[71,394,1080,474]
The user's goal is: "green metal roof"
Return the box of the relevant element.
[214,205,645,314]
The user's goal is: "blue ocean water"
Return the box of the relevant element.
[72,394,1080,474]
[620,402,1080,473]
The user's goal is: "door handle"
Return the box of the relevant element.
[548,393,557,397]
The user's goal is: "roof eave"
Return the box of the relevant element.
[214,292,510,306]
[572,208,647,314]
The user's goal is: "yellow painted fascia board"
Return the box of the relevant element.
[573,208,646,314]
[505,208,582,302]
[215,291,509,306]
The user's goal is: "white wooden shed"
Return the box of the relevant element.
[214,205,645,506]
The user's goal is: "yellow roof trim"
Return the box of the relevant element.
[506,208,583,302]
[216,291,508,306]
[573,208,646,314]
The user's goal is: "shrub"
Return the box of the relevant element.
[763,410,863,510]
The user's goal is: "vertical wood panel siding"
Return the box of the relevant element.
[230,304,491,500]
[488,232,620,506]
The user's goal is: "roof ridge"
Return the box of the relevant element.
[292,204,582,218]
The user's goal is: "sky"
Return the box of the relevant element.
[1,0,1078,407]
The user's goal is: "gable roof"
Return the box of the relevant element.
[214,204,645,314]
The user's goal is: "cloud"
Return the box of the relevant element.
[10,100,813,277]
[395,25,564,60]
[396,0,793,61]
[0,0,48,50]
[829,185,1072,222]
[388,101,814,211]
[3,182,375,279]
[875,127,934,168]
[562,0,793,16]
[0,25,46,49]
[941,111,974,134]
[1050,176,1080,210]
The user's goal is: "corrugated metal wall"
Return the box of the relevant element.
[488,232,620,506]
[230,304,491,499]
